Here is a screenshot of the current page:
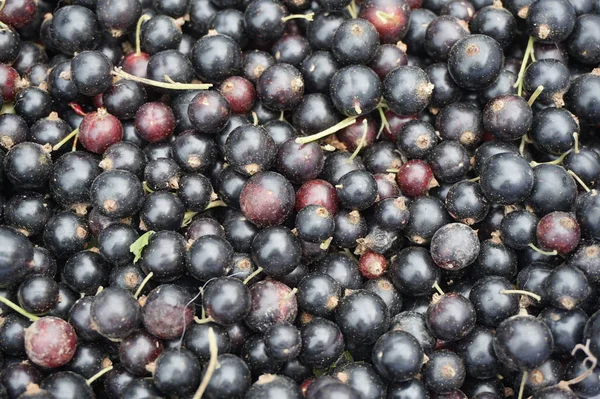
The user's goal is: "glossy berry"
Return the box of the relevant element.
[299,317,345,369]
[225,124,277,176]
[71,51,113,97]
[372,330,424,382]
[336,290,389,344]
[427,293,476,341]
[423,350,466,394]
[134,102,175,143]
[245,279,298,333]
[331,19,380,65]
[483,95,532,141]
[384,66,433,116]
[447,34,504,90]
[152,348,201,397]
[187,234,234,281]
[264,323,302,361]
[544,264,590,310]
[91,170,144,218]
[188,91,232,135]
[480,153,534,205]
[526,0,575,43]
[90,287,141,340]
[119,330,164,376]
[330,65,382,116]
[18,275,59,316]
[257,63,305,111]
[4,142,52,191]
[493,315,553,370]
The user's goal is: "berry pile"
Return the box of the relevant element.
[0,0,598,398]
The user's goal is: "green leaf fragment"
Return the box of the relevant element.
[130,231,155,263]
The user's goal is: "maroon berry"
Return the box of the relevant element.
[336,115,377,152]
[359,250,388,279]
[359,0,411,44]
[142,284,196,340]
[396,159,438,197]
[78,108,124,154]
[536,211,581,255]
[120,53,150,78]
[0,64,21,102]
[295,179,339,215]
[374,173,400,200]
[382,110,416,142]
[134,102,176,143]
[0,0,37,29]
[25,316,77,368]
[245,280,298,333]
[219,76,257,114]
[240,171,295,227]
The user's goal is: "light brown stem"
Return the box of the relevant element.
[501,289,541,302]
[86,366,113,385]
[112,68,212,90]
[295,116,358,144]
[192,328,218,399]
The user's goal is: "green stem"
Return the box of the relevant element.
[142,181,154,193]
[376,106,391,139]
[252,112,258,126]
[243,267,263,285]
[348,119,369,162]
[573,132,579,154]
[501,289,541,302]
[282,12,314,22]
[527,85,544,106]
[295,116,358,144]
[528,242,557,256]
[432,282,445,296]
[205,199,226,210]
[519,134,531,156]
[112,68,212,90]
[514,36,535,97]
[517,371,527,399]
[52,128,79,152]
[134,272,153,298]
[346,1,358,18]
[135,15,151,55]
[194,316,215,324]
[530,150,570,167]
[320,237,333,250]
[282,288,298,302]
[0,296,40,321]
